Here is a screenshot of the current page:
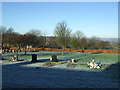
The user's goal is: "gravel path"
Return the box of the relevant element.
[2,61,119,88]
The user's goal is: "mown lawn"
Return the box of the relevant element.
[76,53,118,64]
[3,51,119,64]
[2,51,119,71]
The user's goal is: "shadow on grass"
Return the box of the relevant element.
[102,62,120,80]
[2,60,119,88]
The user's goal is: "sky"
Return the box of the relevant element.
[2,2,118,38]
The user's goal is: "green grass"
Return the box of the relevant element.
[77,53,118,64]
[2,52,119,71]
[57,53,118,65]
[3,52,119,64]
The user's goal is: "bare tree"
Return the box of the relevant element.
[87,36,99,49]
[79,37,88,49]
[19,34,39,54]
[26,29,42,36]
[45,36,58,48]
[108,42,118,50]
[73,30,84,40]
[2,27,17,47]
[0,26,7,34]
[70,38,79,49]
[54,21,72,55]
[71,30,85,49]
[1,26,7,46]
[95,40,110,49]
[37,36,46,47]
[6,27,14,34]
[26,29,46,48]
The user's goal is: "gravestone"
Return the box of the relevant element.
[12,50,15,53]
[71,59,74,63]
[14,55,18,61]
[52,55,58,62]
[31,54,38,62]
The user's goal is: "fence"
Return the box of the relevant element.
[4,47,120,54]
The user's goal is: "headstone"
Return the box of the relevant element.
[50,57,52,61]
[14,55,17,61]
[10,55,17,61]
[31,54,37,62]
[71,59,74,63]
[12,50,15,53]
[52,55,58,62]
[82,50,84,53]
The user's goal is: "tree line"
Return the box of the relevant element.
[0,21,119,52]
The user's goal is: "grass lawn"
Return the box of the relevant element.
[2,51,119,88]
[2,51,119,71]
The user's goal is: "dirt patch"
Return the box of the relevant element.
[43,62,56,67]
[67,63,77,68]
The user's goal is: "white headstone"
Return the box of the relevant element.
[72,59,74,63]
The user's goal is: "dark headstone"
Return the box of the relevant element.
[52,55,58,62]
[31,54,37,62]
[82,50,84,53]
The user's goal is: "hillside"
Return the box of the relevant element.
[100,38,119,42]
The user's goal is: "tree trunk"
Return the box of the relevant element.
[62,46,65,55]
[24,46,27,55]
[25,50,27,55]
[16,49,19,60]
[62,51,64,55]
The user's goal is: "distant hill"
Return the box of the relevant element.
[100,38,119,42]
[46,36,119,42]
